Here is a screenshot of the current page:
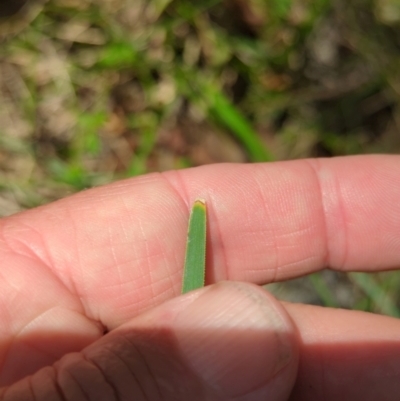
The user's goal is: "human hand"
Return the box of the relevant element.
[0,155,399,401]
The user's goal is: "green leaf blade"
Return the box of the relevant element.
[182,199,207,294]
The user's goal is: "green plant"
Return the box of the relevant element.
[182,199,207,294]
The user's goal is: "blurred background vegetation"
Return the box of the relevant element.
[1,0,399,314]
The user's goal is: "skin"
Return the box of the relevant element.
[0,154,399,400]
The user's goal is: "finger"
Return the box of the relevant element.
[284,302,400,401]
[1,282,299,401]
[1,155,399,328]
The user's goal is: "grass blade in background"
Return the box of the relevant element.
[308,273,339,308]
[205,85,275,162]
[176,69,275,162]
[349,272,400,317]
[182,199,207,294]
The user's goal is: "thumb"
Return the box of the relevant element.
[4,282,299,401]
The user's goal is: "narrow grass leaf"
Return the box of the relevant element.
[204,85,275,162]
[308,272,339,308]
[182,199,207,294]
[349,272,400,317]
[175,69,275,162]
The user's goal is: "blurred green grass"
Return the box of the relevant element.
[0,0,399,315]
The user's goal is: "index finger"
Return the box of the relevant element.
[1,155,399,326]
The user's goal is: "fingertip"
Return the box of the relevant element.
[171,282,299,400]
